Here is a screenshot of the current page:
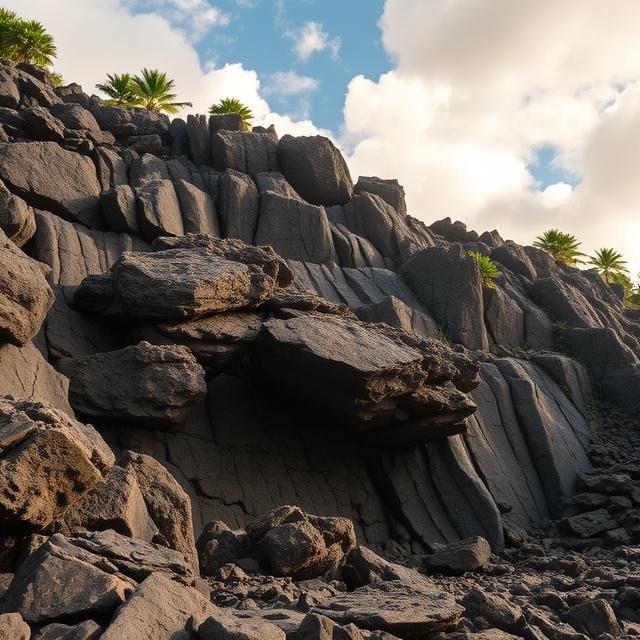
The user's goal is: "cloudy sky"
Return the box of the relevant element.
[8,0,640,277]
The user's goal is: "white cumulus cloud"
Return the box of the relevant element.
[264,71,320,97]
[289,21,341,62]
[342,0,640,276]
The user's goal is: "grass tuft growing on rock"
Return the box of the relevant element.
[467,250,499,289]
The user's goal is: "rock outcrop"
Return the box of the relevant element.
[0,58,636,640]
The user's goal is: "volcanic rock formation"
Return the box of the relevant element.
[0,58,638,639]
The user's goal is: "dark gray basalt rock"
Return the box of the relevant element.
[100,184,139,234]
[256,312,477,442]
[174,178,220,236]
[186,113,210,165]
[0,141,101,225]
[75,241,282,321]
[140,311,263,373]
[49,103,102,134]
[22,105,65,142]
[254,189,336,265]
[135,178,184,241]
[277,135,353,206]
[212,130,278,174]
[151,233,294,288]
[246,505,356,579]
[217,168,260,244]
[312,579,464,638]
[354,176,407,217]
[401,244,489,350]
[424,536,491,573]
[0,179,35,247]
[57,341,207,427]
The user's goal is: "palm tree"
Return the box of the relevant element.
[587,248,628,283]
[49,71,63,87]
[209,97,253,131]
[533,229,584,266]
[11,19,57,66]
[0,8,19,60]
[96,73,141,107]
[130,68,192,114]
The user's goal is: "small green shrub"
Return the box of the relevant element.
[467,250,499,289]
[553,320,568,334]
[434,326,449,343]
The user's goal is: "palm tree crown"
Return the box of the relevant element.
[96,73,141,107]
[533,229,584,266]
[131,68,192,114]
[0,10,56,67]
[209,97,253,131]
[588,248,628,283]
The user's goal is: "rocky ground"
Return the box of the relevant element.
[0,401,638,639]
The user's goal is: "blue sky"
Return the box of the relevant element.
[129,0,390,133]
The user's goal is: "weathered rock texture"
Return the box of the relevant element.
[0,57,634,640]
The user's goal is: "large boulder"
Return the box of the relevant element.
[57,464,159,541]
[354,176,407,217]
[0,179,36,247]
[174,178,220,236]
[186,113,210,164]
[423,536,492,573]
[217,169,260,244]
[75,237,288,320]
[99,573,217,640]
[212,130,278,174]
[277,135,352,206]
[197,520,252,575]
[246,506,356,579]
[33,620,102,640]
[0,534,131,624]
[254,190,336,265]
[0,67,20,109]
[0,228,54,346]
[21,106,65,142]
[256,313,477,442]
[57,342,207,427]
[0,142,101,226]
[120,450,199,573]
[198,612,287,640]
[151,235,294,288]
[100,184,139,234]
[401,244,489,350]
[312,579,463,637]
[49,103,102,134]
[0,398,114,534]
[135,178,184,241]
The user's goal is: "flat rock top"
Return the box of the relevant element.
[312,578,464,632]
[262,314,423,374]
